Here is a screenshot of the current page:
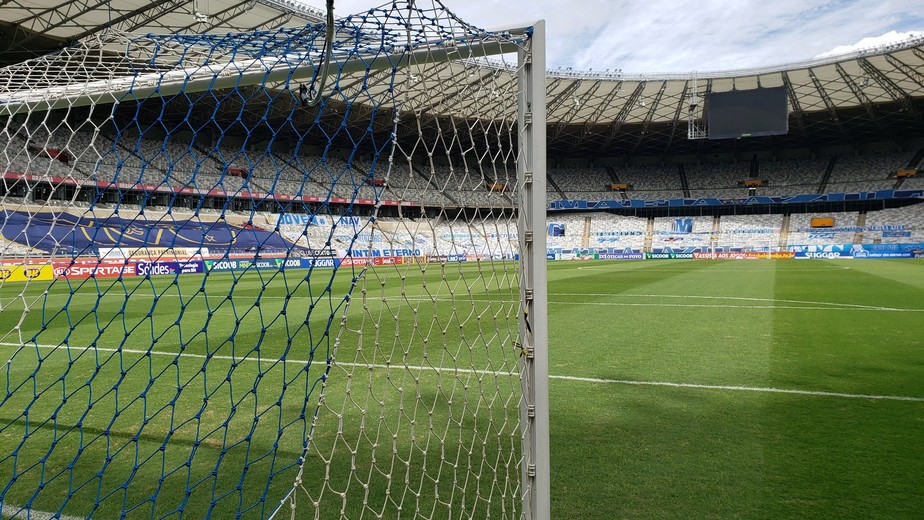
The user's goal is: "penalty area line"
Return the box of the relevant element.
[550,374,924,403]
[2,504,84,520]
[2,342,921,403]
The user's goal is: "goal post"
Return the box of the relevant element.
[517,20,550,520]
[0,3,549,519]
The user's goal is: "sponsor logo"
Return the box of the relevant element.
[53,262,133,279]
[804,251,843,259]
[852,251,913,259]
[645,253,694,260]
[273,214,328,226]
[275,258,302,268]
[347,248,420,257]
[179,262,203,274]
[136,261,175,277]
[692,252,795,260]
[0,269,11,280]
[305,257,339,268]
[339,257,371,267]
[548,223,565,237]
[600,253,644,260]
[206,260,238,271]
[671,218,693,234]
[694,252,748,260]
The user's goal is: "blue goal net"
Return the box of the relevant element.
[0,2,535,518]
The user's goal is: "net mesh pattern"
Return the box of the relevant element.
[0,2,531,518]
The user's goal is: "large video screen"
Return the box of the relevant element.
[706,86,788,139]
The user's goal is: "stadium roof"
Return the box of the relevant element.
[0,0,324,65]
[1,0,923,158]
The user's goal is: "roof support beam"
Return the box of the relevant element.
[807,66,849,139]
[545,78,581,117]
[248,11,296,32]
[7,0,112,51]
[70,0,191,42]
[665,80,690,150]
[12,0,101,32]
[879,54,924,90]
[552,79,603,140]
[912,47,924,68]
[860,56,921,117]
[414,67,500,117]
[581,80,623,129]
[599,81,645,150]
[567,80,625,154]
[632,80,667,153]
[834,62,880,123]
[170,0,256,34]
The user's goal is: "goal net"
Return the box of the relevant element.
[0,3,544,518]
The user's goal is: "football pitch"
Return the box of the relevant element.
[1,259,923,519]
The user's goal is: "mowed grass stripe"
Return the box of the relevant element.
[548,259,924,520]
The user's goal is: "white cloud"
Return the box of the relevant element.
[815,30,924,58]
[306,0,924,73]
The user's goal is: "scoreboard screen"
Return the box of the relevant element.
[706,86,788,139]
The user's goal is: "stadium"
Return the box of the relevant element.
[0,1,922,519]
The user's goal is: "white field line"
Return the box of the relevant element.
[575,266,854,272]
[550,374,924,403]
[549,301,924,312]
[2,504,83,520]
[549,293,904,311]
[2,293,921,312]
[0,342,511,379]
[1,342,922,404]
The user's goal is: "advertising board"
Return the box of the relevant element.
[0,264,54,282]
[53,261,136,279]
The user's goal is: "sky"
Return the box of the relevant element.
[306,0,924,74]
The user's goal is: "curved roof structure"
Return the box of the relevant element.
[0,0,324,65]
[1,0,923,158]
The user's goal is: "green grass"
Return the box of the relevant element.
[0,261,522,519]
[1,259,923,518]
[547,259,924,519]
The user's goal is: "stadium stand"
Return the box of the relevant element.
[753,157,826,196]
[546,213,587,251]
[825,152,914,193]
[862,204,924,243]
[685,162,750,199]
[549,166,612,200]
[716,214,783,250]
[787,212,860,245]
[588,213,647,251]
[613,164,684,200]
[650,215,714,250]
